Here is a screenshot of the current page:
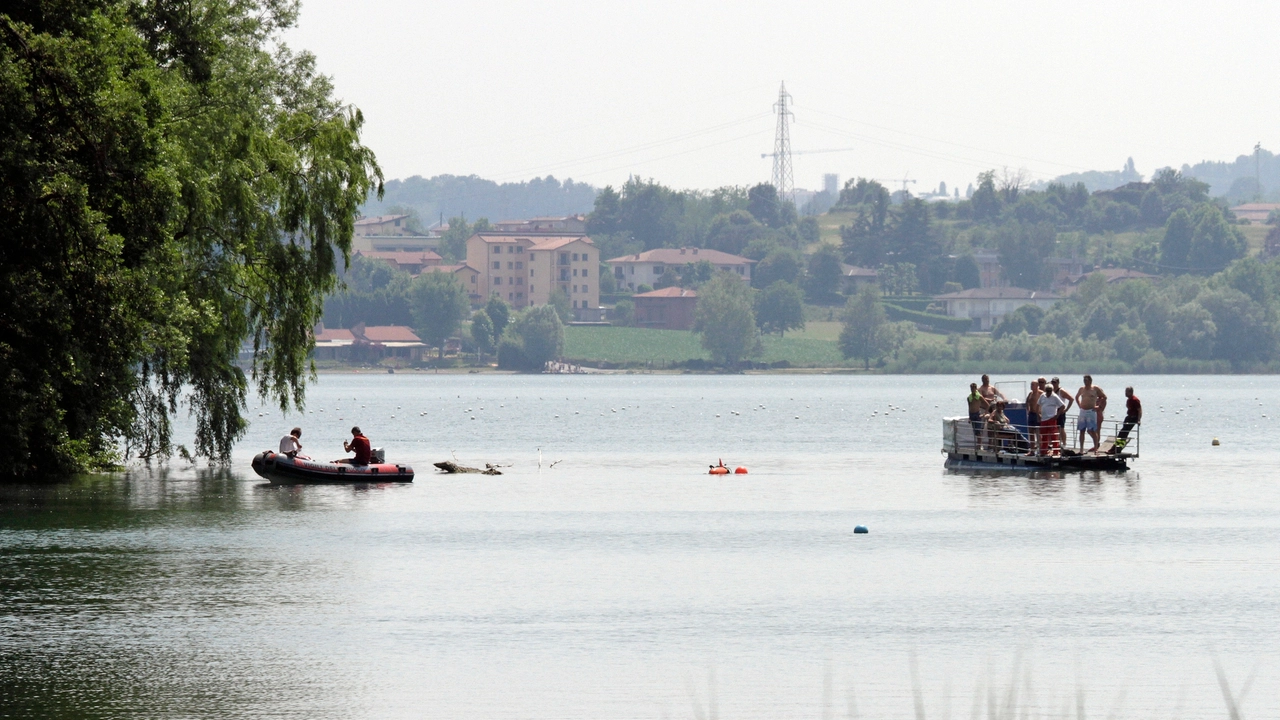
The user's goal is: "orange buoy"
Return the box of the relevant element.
[734,467,748,474]
[709,466,729,475]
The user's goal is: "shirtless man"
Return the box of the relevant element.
[1074,375,1107,452]
[979,374,1006,406]
[1025,378,1043,455]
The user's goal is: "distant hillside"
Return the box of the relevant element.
[1178,148,1280,201]
[1051,158,1143,193]
[362,174,597,225]
[1052,149,1280,201]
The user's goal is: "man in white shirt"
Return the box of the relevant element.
[1037,380,1066,456]
[279,427,304,459]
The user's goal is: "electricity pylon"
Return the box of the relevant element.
[771,82,794,203]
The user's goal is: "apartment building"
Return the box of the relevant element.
[606,247,754,291]
[464,233,600,318]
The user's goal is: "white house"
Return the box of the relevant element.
[606,247,754,291]
[933,287,1061,331]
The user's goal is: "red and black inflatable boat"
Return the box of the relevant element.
[251,451,415,483]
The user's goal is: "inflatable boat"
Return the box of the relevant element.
[250,450,415,483]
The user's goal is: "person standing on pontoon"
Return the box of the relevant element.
[979,374,1006,405]
[1025,379,1043,454]
[967,383,989,448]
[1074,375,1107,453]
[1049,377,1074,453]
[1037,379,1066,456]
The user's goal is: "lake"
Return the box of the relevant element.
[2,373,1277,719]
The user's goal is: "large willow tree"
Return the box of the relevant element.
[0,0,382,478]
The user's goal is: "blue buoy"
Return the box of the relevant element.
[854,525,869,534]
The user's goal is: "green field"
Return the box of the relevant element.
[563,326,847,366]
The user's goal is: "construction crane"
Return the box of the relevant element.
[869,176,917,194]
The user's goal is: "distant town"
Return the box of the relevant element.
[316,162,1280,374]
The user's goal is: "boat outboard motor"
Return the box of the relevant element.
[371,447,386,463]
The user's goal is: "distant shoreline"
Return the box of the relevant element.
[308,363,1269,376]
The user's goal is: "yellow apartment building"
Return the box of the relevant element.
[464,233,601,319]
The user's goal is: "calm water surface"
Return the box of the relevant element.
[2,374,1278,719]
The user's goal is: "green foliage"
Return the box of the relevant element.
[878,263,919,296]
[753,248,802,288]
[992,305,1045,339]
[560,326,845,367]
[705,210,769,255]
[748,183,795,228]
[588,179,813,260]
[324,255,414,327]
[470,310,495,357]
[804,244,844,303]
[882,303,973,333]
[512,304,564,368]
[971,171,1000,221]
[411,272,470,358]
[838,180,892,266]
[755,282,806,336]
[693,273,760,366]
[367,175,593,229]
[496,336,529,370]
[954,254,981,289]
[1188,205,1247,273]
[440,216,489,263]
[997,222,1057,289]
[611,299,635,327]
[658,260,715,289]
[0,0,381,476]
[838,284,888,368]
[548,287,572,323]
[485,296,511,339]
[598,263,617,294]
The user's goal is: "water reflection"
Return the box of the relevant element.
[947,467,1141,503]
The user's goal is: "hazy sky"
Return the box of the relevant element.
[288,0,1280,193]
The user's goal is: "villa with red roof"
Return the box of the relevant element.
[606,247,754,292]
[312,324,427,361]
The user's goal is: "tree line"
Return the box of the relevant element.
[836,256,1280,372]
[2,0,381,477]
[835,167,1251,295]
[322,255,565,370]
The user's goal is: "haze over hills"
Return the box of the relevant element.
[362,174,597,227]
[362,145,1280,224]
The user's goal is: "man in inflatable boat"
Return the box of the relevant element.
[338,426,372,466]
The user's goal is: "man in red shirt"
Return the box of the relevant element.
[341,426,372,465]
[1115,386,1142,451]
